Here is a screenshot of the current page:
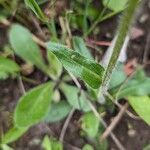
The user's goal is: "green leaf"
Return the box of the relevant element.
[9,24,48,74]
[44,101,72,123]
[72,36,93,60]
[0,56,20,80]
[42,136,63,150]
[1,126,28,144]
[42,136,51,150]
[81,112,99,138]
[14,82,53,127]
[111,68,150,98]
[103,0,127,12]
[1,145,14,150]
[128,96,150,125]
[47,51,62,80]
[37,0,49,5]
[143,144,150,150]
[25,0,48,22]
[60,84,91,112]
[47,42,104,89]
[115,77,150,99]
[82,144,94,150]
[109,63,127,89]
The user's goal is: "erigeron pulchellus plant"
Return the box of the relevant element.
[0,0,150,149]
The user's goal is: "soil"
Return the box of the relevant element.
[0,0,150,150]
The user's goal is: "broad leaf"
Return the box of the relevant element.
[103,0,127,12]
[1,126,28,144]
[72,36,93,60]
[44,101,72,123]
[0,56,19,80]
[42,136,63,150]
[25,0,48,22]
[111,68,150,98]
[81,112,99,138]
[60,84,91,112]
[47,42,104,89]
[128,96,150,125]
[115,77,150,99]
[9,24,48,74]
[14,82,53,127]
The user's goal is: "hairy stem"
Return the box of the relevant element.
[102,0,139,90]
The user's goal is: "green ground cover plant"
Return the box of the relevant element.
[0,0,150,149]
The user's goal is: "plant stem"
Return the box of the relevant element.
[46,0,58,41]
[83,0,91,37]
[102,0,139,91]
[84,0,111,37]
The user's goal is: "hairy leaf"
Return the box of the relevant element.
[109,63,127,89]
[128,96,150,125]
[1,145,14,150]
[81,112,99,138]
[116,77,150,99]
[82,144,94,150]
[60,84,91,112]
[1,127,28,144]
[44,101,72,123]
[42,136,63,150]
[0,56,19,80]
[9,24,48,75]
[14,82,53,127]
[72,36,93,60]
[103,0,127,12]
[47,42,104,89]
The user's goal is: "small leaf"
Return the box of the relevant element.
[60,84,91,112]
[82,144,94,150]
[42,136,63,150]
[143,144,150,150]
[1,126,28,144]
[1,145,14,150]
[103,0,127,12]
[42,136,51,150]
[25,0,48,22]
[72,36,93,60]
[109,63,127,89]
[47,51,62,80]
[47,42,104,89]
[81,112,99,138]
[9,24,48,74]
[0,56,20,80]
[128,96,150,125]
[14,82,53,127]
[44,101,72,123]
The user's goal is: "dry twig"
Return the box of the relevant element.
[100,103,128,142]
[59,108,75,143]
